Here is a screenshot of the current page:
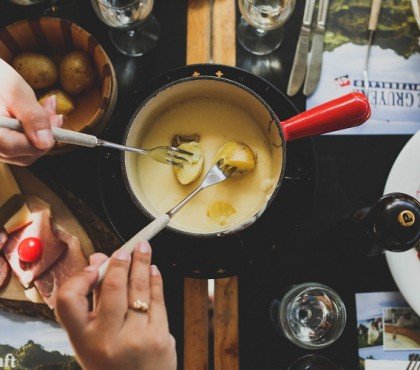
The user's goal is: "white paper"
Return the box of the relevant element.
[366,359,415,370]
[306,44,420,135]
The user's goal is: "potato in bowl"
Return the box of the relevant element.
[0,17,117,153]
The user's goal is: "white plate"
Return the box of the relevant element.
[384,131,420,316]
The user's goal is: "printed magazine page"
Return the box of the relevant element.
[356,292,420,370]
[306,0,420,134]
[0,309,77,370]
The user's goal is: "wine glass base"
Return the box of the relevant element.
[237,17,284,56]
[288,354,337,370]
[43,0,79,21]
[109,15,160,57]
[271,282,347,350]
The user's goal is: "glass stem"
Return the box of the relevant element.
[256,28,267,36]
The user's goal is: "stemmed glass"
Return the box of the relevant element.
[238,0,296,55]
[7,0,72,17]
[7,0,45,5]
[91,0,160,57]
[288,354,339,370]
[270,283,347,349]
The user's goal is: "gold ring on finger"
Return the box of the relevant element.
[130,299,149,313]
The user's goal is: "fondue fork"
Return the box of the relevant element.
[97,159,236,282]
[0,117,194,168]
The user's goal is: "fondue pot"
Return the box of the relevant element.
[122,71,370,237]
[99,64,370,277]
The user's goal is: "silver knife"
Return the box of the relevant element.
[303,0,330,96]
[287,0,316,96]
[363,0,383,95]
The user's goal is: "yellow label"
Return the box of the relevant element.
[397,210,415,227]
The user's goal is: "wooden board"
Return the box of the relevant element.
[185,0,212,368]
[0,166,96,320]
[212,0,236,66]
[210,1,240,369]
[42,180,121,256]
[13,167,95,257]
[214,278,239,370]
[187,0,212,64]
[184,279,209,370]
[185,1,239,369]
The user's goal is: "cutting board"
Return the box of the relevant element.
[0,166,97,320]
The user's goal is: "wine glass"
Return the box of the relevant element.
[288,354,339,370]
[91,0,160,57]
[270,283,347,349]
[45,0,61,15]
[7,0,71,18]
[237,0,296,55]
[7,0,45,4]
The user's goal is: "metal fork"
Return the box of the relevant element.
[0,116,194,167]
[407,354,420,370]
[97,141,195,167]
[97,159,237,281]
[167,159,236,217]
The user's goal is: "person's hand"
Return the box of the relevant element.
[56,242,177,370]
[0,59,63,166]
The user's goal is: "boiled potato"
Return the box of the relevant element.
[59,51,95,95]
[173,142,204,185]
[214,141,256,175]
[12,53,58,89]
[38,90,75,115]
[172,134,201,147]
[207,201,236,226]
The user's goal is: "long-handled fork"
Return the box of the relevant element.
[0,116,194,167]
[97,159,237,282]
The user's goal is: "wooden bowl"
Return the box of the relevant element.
[0,17,117,153]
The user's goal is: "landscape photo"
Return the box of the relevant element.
[356,292,420,370]
[0,310,80,370]
[383,307,420,351]
[307,0,420,134]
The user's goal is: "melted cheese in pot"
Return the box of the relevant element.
[132,97,279,234]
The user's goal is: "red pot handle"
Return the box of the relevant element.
[281,92,371,141]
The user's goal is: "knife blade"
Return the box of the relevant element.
[303,0,329,96]
[413,0,420,30]
[363,0,383,94]
[287,0,316,96]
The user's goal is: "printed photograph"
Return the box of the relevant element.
[307,0,420,135]
[355,292,420,370]
[357,316,383,348]
[0,309,78,370]
[383,307,420,351]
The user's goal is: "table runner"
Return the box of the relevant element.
[184,1,239,369]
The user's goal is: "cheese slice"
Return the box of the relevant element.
[0,163,32,232]
[0,195,32,234]
[1,273,44,303]
[24,285,45,304]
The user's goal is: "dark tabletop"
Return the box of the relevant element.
[0,1,411,369]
